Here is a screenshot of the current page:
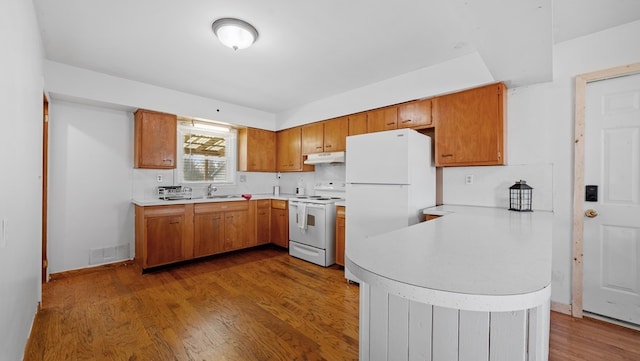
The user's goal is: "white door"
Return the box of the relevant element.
[583,73,640,325]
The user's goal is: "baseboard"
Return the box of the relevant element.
[49,259,135,281]
[551,301,572,315]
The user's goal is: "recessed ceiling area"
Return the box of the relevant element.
[33,0,640,114]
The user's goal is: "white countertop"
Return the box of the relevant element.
[132,193,295,206]
[346,205,553,296]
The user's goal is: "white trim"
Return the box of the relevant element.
[571,62,640,318]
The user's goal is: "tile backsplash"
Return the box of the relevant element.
[132,163,347,200]
[132,168,280,200]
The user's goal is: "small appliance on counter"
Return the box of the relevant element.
[157,185,192,200]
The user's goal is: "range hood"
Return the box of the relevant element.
[304,151,345,164]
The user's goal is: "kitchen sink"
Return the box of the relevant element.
[206,195,242,199]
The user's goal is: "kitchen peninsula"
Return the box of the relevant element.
[346,205,553,361]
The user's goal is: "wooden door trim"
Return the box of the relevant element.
[572,62,640,318]
[42,94,49,283]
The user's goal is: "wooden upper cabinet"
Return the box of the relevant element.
[134,109,177,169]
[348,113,368,136]
[398,99,432,129]
[301,117,348,154]
[301,122,325,154]
[323,117,348,152]
[433,82,506,167]
[367,106,398,133]
[238,127,276,172]
[276,127,314,172]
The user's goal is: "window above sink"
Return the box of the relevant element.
[177,118,237,185]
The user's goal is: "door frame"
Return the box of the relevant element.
[571,62,640,318]
[42,94,49,283]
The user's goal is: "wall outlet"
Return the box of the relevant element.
[156,174,163,183]
[465,174,474,185]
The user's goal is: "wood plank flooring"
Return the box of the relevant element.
[25,246,640,360]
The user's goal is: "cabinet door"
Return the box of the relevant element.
[134,109,177,169]
[433,83,506,166]
[145,215,184,267]
[276,127,313,172]
[270,208,289,248]
[194,212,225,257]
[238,128,276,172]
[256,200,271,244]
[224,210,250,251]
[324,117,349,152]
[398,99,432,129]
[367,107,398,133]
[348,113,368,136]
[301,122,325,154]
[335,206,346,266]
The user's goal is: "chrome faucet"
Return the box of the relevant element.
[207,184,217,197]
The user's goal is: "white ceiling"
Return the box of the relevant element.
[33,0,640,114]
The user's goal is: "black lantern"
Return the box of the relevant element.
[509,180,533,212]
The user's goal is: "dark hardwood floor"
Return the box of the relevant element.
[24,246,640,360]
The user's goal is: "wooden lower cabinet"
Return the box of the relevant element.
[335,205,346,266]
[194,212,225,257]
[193,201,254,257]
[135,204,194,269]
[136,200,261,270]
[270,199,289,248]
[256,199,271,244]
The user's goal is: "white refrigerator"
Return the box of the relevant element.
[345,128,436,282]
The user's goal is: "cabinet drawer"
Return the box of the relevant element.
[195,201,249,214]
[271,199,288,210]
[141,204,189,217]
[257,199,271,209]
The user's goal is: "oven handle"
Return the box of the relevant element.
[289,201,327,209]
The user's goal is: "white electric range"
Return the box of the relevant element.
[288,181,345,267]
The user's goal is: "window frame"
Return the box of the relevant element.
[176,121,237,185]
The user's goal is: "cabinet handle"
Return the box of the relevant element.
[325,144,331,148]
[401,119,411,123]
[163,159,172,163]
[169,221,180,224]
[441,154,453,157]
[386,122,395,126]
[315,146,323,149]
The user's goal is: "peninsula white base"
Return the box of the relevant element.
[357,280,550,361]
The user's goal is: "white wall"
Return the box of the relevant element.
[48,101,135,273]
[276,52,495,129]
[0,0,43,359]
[48,101,283,272]
[45,61,277,131]
[274,20,640,305]
[443,20,640,304]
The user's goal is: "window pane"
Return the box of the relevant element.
[183,157,228,182]
[177,121,236,184]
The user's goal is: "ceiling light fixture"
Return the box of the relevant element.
[212,18,258,51]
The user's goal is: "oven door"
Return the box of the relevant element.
[288,201,327,249]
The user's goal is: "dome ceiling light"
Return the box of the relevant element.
[211,18,259,51]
